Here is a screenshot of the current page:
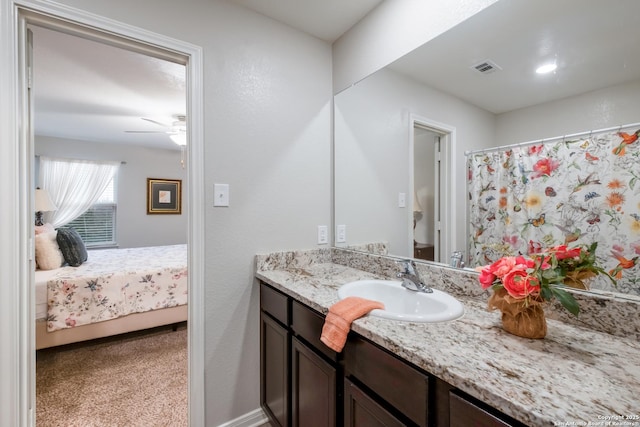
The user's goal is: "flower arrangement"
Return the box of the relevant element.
[476,242,619,338]
[478,242,615,317]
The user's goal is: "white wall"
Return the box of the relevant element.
[334,67,495,257]
[332,0,498,93]
[3,0,333,425]
[36,136,188,248]
[495,80,640,146]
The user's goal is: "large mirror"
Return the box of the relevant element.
[334,0,640,296]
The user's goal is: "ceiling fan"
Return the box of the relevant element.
[126,114,187,146]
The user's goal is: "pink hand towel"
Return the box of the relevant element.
[320,296,384,352]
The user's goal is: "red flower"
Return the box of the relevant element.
[532,158,560,178]
[545,245,582,260]
[502,269,540,299]
[528,144,544,155]
[478,267,496,289]
[478,255,534,289]
[528,240,543,254]
[477,242,612,317]
[487,256,517,278]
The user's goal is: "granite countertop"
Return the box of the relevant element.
[256,261,640,427]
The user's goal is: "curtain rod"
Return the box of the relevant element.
[465,121,640,156]
[35,155,126,165]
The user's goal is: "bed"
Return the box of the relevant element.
[35,244,188,349]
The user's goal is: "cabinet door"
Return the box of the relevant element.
[261,312,290,427]
[291,337,336,427]
[344,379,406,427]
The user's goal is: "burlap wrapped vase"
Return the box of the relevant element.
[488,287,547,339]
[562,270,596,290]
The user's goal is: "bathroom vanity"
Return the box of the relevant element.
[256,249,640,427]
[260,281,524,426]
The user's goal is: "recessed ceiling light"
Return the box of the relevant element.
[536,63,557,74]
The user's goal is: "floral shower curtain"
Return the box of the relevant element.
[467,126,640,296]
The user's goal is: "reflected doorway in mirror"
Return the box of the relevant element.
[411,117,452,263]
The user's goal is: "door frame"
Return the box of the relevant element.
[0,1,205,426]
[409,114,456,263]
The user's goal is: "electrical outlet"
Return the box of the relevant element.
[336,225,346,243]
[317,225,328,244]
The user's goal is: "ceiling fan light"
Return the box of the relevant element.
[535,62,557,74]
[170,133,187,146]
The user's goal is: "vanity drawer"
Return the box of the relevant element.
[261,283,290,326]
[291,300,338,362]
[344,335,429,427]
[449,391,524,427]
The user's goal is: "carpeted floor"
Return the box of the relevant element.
[36,323,188,427]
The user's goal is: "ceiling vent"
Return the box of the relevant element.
[471,59,502,74]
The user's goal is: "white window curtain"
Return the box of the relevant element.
[39,156,120,227]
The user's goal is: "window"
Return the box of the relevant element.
[66,177,116,247]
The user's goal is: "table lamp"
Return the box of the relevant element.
[34,187,57,226]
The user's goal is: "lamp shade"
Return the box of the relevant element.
[35,188,57,212]
[413,190,423,213]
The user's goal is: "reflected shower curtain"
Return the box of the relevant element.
[467,126,640,296]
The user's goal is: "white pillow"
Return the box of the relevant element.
[35,231,64,270]
[35,223,55,235]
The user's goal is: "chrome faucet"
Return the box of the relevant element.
[450,251,465,269]
[396,259,433,293]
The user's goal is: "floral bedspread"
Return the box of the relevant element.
[46,244,187,331]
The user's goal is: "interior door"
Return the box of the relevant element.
[413,125,443,262]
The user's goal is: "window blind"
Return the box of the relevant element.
[66,204,116,246]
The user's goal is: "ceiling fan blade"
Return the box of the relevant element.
[141,117,171,128]
[125,130,167,133]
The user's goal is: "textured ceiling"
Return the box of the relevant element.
[221,0,383,42]
[32,0,383,150]
[387,0,640,114]
[32,25,186,151]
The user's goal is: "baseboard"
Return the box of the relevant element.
[217,408,269,427]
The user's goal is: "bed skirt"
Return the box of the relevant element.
[36,304,188,350]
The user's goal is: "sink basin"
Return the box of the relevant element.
[338,279,464,323]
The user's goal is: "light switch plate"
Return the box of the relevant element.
[213,183,229,207]
[398,192,406,208]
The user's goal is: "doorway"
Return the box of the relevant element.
[413,126,441,262]
[410,115,454,263]
[31,23,189,424]
[9,4,204,426]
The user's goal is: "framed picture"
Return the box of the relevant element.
[147,178,182,214]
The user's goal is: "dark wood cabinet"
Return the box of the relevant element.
[344,378,405,427]
[292,337,336,427]
[261,312,290,427]
[345,334,428,427]
[449,391,526,427]
[261,283,341,427]
[414,243,434,261]
[291,300,338,362]
[260,281,528,427]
